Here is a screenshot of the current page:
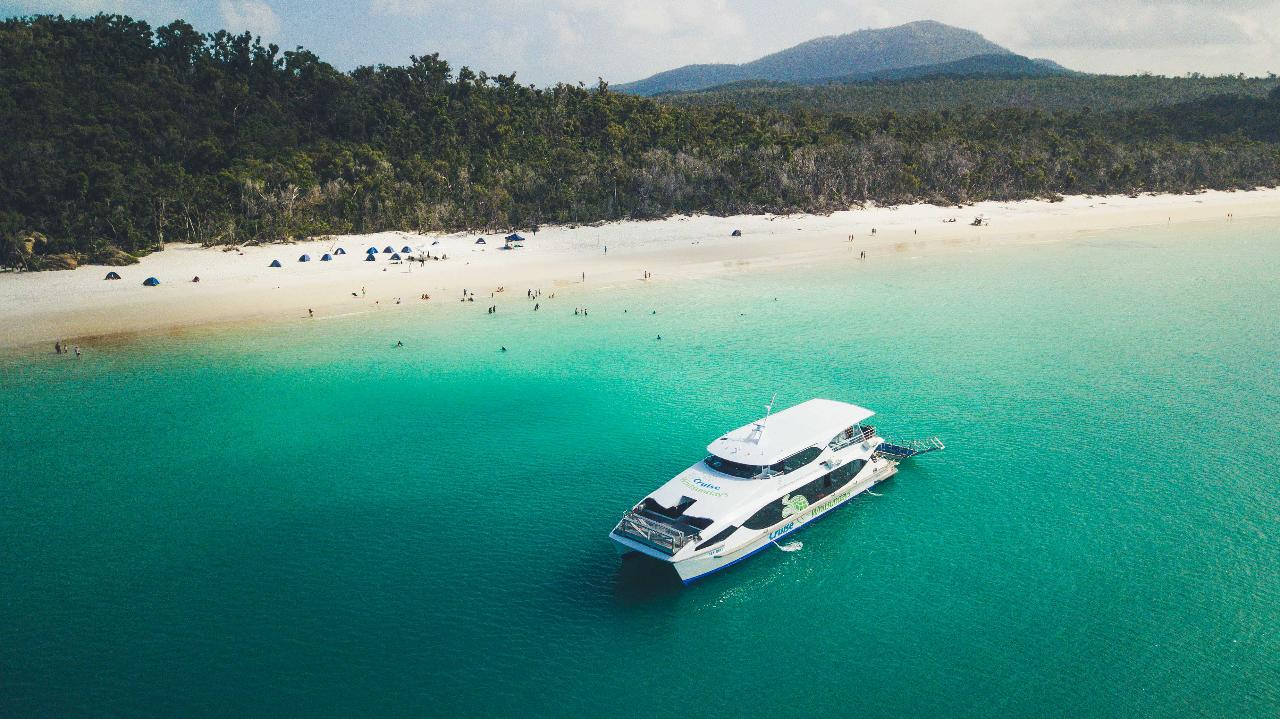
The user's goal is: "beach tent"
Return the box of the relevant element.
[390,253,402,261]
[366,246,379,254]
[365,254,377,261]
[142,277,160,286]
[382,246,395,253]
[400,245,412,253]
[731,229,742,236]
[298,254,311,262]
[334,247,346,255]
[320,253,333,261]
[475,238,486,245]
[104,271,121,280]
[269,259,282,267]
[504,233,525,242]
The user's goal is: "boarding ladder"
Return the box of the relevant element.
[875,436,945,460]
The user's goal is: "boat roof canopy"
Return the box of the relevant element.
[706,398,873,467]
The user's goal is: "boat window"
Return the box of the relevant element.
[741,459,868,530]
[743,500,784,530]
[703,455,764,478]
[695,525,738,550]
[778,446,822,473]
[706,445,822,480]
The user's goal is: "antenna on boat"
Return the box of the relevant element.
[753,393,777,439]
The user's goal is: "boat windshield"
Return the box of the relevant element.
[703,455,764,478]
[704,445,824,479]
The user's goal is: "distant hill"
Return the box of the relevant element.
[831,53,1073,83]
[618,20,1032,95]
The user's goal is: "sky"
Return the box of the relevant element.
[4,0,1279,85]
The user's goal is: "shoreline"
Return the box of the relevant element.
[3,188,1279,351]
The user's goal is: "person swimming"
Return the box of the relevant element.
[500,346,507,352]
[395,340,403,347]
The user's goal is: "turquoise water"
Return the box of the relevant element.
[3,221,1278,717]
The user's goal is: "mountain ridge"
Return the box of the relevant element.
[618,20,1063,95]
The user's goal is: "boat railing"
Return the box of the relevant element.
[614,511,698,555]
[875,436,945,459]
[829,424,877,451]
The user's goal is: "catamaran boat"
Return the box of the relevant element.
[609,398,942,584]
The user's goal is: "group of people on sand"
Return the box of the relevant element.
[53,341,81,358]
[574,307,589,316]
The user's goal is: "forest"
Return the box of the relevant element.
[3,14,1280,269]
[658,74,1280,114]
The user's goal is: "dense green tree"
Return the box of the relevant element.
[2,14,1279,267]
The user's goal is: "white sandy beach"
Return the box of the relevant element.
[2,189,1278,350]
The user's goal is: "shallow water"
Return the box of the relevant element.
[3,220,1278,717]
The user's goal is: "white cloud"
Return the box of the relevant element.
[218,0,280,38]
[364,0,748,84]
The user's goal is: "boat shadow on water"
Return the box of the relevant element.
[612,554,686,604]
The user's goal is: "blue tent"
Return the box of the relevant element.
[382,246,395,253]
[269,259,282,268]
[334,247,346,255]
[504,233,525,242]
[320,253,333,261]
[390,253,402,260]
[400,245,412,253]
[366,246,379,254]
[298,254,311,262]
[142,277,160,286]
[475,238,486,244]
[104,271,121,280]
[365,254,377,262]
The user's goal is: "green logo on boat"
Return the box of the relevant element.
[781,494,808,518]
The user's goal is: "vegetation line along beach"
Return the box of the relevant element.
[2,14,1280,271]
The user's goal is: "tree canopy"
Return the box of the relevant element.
[2,14,1279,268]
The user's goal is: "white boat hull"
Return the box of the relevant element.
[612,458,897,584]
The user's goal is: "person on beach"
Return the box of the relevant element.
[604,245,608,254]
[361,287,366,296]
[74,345,81,358]
[581,272,585,282]
[534,303,539,311]
[54,341,61,355]
[308,308,314,318]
